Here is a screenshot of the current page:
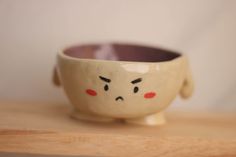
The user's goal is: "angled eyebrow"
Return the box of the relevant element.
[99,76,111,83]
[131,78,142,84]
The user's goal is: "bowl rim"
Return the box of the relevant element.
[58,42,185,64]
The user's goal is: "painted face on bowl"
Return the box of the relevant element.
[83,65,160,117]
[87,76,156,101]
[55,43,193,119]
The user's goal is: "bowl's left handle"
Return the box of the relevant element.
[52,66,61,87]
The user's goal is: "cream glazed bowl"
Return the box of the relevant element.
[53,43,194,126]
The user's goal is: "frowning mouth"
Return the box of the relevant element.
[115,96,124,101]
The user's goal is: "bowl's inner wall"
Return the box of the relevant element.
[64,43,181,62]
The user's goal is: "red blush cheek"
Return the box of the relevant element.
[144,92,156,99]
[86,89,97,96]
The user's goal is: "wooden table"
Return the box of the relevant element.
[0,102,236,157]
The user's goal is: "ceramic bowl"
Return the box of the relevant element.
[53,43,194,125]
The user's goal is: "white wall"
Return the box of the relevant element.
[0,0,236,113]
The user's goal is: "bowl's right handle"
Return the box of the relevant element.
[179,64,194,99]
[52,66,61,87]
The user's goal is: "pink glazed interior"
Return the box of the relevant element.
[64,43,181,62]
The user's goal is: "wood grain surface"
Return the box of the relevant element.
[0,102,236,157]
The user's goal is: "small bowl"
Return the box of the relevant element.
[53,43,194,125]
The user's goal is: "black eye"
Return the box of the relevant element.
[133,86,139,93]
[104,84,109,91]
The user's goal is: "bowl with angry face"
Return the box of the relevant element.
[53,43,194,125]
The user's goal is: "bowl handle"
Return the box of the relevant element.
[179,65,194,99]
[52,66,61,87]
